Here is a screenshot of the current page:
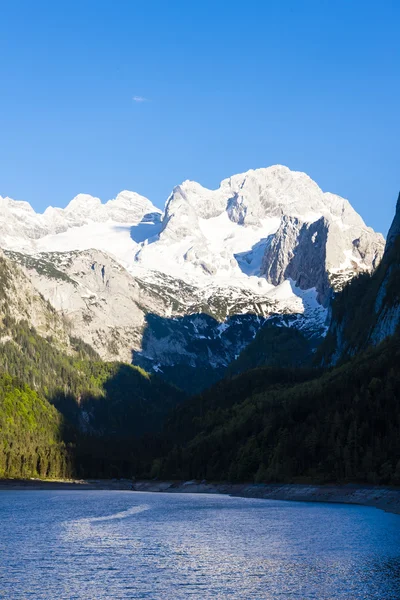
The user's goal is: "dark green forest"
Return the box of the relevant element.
[154,334,400,485]
[227,321,315,376]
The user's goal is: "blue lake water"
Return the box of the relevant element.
[0,490,399,599]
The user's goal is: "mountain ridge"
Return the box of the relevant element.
[0,166,385,390]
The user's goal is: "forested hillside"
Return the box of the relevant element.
[227,321,315,376]
[153,333,400,485]
[0,372,71,479]
[0,316,185,479]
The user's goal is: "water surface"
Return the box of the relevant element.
[0,490,399,599]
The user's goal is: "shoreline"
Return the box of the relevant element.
[1,478,400,516]
[133,481,400,516]
[0,478,134,491]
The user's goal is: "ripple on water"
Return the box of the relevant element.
[0,491,399,599]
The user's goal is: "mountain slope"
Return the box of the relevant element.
[5,248,158,362]
[0,249,72,350]
[0,372,71,480]
[226,319,316,376]
[154,333,400,485]
[0,250,186,478]
[147,190,400,484]
[0,166,384,388]
[321,191,400,364]
[0,312,186,479]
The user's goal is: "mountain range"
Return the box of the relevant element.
[0,165,384,391]
[0,164,399,484]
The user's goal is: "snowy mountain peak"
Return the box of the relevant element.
[65,193,102,214]
[162,165,371,231]
[140,165,384,294]
[0,196,36,214]
[106,190,162,222]
[0,189,161,250]
[0,165,385,328]
[62,190,161,223]
[0,166,387,384]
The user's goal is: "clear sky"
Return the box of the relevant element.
[0,0,398,235]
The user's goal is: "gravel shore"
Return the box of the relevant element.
[1,478,400,516]
[133,480,400,516]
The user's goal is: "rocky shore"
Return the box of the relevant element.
[1,478,400,516]
[133,480,400,516]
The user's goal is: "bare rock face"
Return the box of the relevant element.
[6,249,157,362]
[261,214,384,305]
[261,216,330,304]
[0,250,71,350]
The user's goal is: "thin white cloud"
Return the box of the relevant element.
[132,96,149,103]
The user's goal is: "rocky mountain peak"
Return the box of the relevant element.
[162,165,375,232]
[0,196,36,214]
[65,193,102,213]
[0,189,162,252]
[144,166,385,295]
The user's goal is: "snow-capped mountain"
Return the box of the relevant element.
[1,166,383,293]
[0,190,161,252]
[134,165,382,295]
[0,165,385,389]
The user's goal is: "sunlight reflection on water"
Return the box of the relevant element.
[0,491,399,599]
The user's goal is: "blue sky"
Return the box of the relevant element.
[0,0,398,235]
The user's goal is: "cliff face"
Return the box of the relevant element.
[261,214,383,306]
[261,216,330,304]
[0,249,73,352]
[321,192,400,364]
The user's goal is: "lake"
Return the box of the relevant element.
[0,490,399,599]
